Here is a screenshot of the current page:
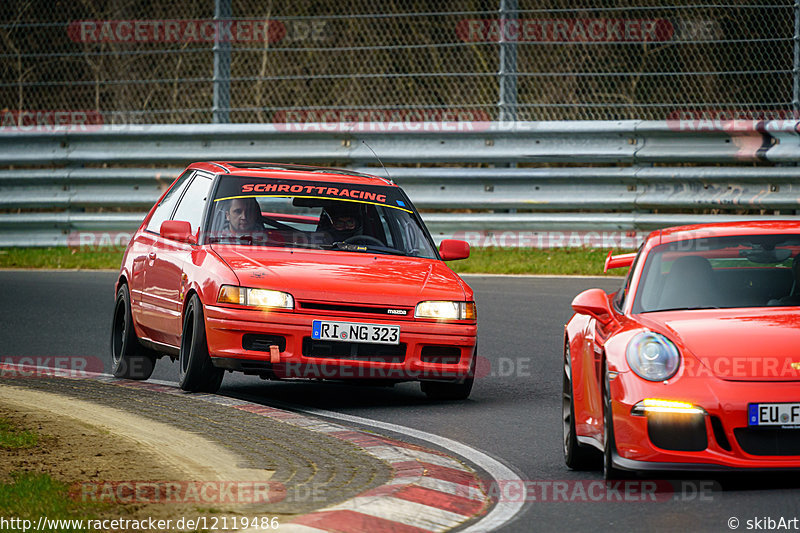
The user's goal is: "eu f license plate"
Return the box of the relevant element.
[312,320,400,345]
[748,403,800,427]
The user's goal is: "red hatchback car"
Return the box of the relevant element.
[564,221,800,477]
[111,162,477,399]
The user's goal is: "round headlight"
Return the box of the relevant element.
[626,332,680,381]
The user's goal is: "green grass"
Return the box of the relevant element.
[449,247,634,276]
[0,473,89,531]
[0,418,39,449]
[0,246,635,275]
[0,247,123,270]
[0,419,109,532]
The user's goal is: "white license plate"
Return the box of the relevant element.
[312,320,400,345]
[748,403,800,427]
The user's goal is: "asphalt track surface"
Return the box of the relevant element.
[2,270,800,533]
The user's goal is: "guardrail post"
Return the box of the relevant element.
[212,0,232,124]
[498,0,518,122]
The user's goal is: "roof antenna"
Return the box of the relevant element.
[361,140,392,182]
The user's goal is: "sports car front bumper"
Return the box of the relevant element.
[203,304,477,381]
[611,370,800,469]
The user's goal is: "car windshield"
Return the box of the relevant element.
[205,175,438,258]
[633,234,800,313]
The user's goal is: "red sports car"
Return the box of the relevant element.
[564,221,800,477]
[111,162,476,399]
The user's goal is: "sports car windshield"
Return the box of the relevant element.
[633,234,800,313]
[205,175,438,258]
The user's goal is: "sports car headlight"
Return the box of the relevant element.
[217,286,294,309]
[414,301,477,320]
[626,332,680,381]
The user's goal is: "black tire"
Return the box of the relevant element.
[563,344,600,470]
[421,347,476,401]
[178,294,224,393]
[110,284,156,380]
[603,362,626,480]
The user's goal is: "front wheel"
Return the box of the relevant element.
[563,344,600,470]
[110,284,156,380]
[178,295,224,393]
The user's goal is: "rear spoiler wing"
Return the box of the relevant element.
[604,251,636,273]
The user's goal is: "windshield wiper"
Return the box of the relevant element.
[328,242,408,256]
[207,233,254,245]
[649,305,721,312]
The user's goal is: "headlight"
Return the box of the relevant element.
[414,301,476,320]
[626,331,680,381]
[217,285,294,309]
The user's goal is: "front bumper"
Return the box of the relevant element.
[204,304,477,381]
[610,370,800,469]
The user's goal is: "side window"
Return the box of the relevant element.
[146,170,193,233]
[614,246,643,310]
[172,175,213,235]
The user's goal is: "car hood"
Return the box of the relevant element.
[211,245,469,306]
[638,309,800,381]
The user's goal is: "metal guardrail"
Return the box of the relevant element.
[0,121,793,166]
[2,121,800,247]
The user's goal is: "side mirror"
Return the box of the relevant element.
[160,220,196,244]
[571,288,614,325]
[439,239,470,261]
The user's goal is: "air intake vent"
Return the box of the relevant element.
[242,334,287,352]
[302,337,405,363]
[420,346,461,364]
[734,428,800,456]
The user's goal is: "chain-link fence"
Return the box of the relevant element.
[0,1,796,125]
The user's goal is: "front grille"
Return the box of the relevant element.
[734,427,800,456]
[242,334,287,352]
[298,301,411,318]
[420,346,461,365]
[302,337,406,363]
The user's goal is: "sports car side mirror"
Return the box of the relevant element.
[160,220,196,244]
[571,288,614,325]
[439,239,470,261]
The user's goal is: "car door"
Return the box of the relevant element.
[138,172,214,347]
[131,170,194,341]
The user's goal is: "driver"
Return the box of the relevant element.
[320,203,364,244]
[225,197,263,234]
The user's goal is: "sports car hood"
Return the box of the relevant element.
[211,245,469,307]
[638,309,800,382]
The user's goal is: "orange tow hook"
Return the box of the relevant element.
[269,345,281,364]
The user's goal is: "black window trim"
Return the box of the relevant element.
[165,171,216,244]
[613,244,643,312]
[144,169,196,236]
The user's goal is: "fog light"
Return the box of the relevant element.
[632,399,706,416]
